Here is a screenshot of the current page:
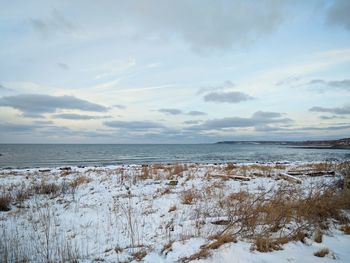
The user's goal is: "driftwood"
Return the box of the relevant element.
[216,174,251,181]
[288,170,335,177]
[279,173,302,184]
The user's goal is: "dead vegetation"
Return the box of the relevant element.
[34,181,61,196]
[69,175,91,188]
[0,193,11,211]
[180,189,197,205]
[314,248,329,257]
[131,249,147,261]
[214,180,350,252]
[205,234,237,250]
[340,224,350,234]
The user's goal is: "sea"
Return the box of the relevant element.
[0,144,349,169]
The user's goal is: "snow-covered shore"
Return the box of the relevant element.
[1,162,350,262]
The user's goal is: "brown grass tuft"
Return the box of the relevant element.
[161,240,175,254]
[0,193,11,211]
[168,204,177,212]
[180,189,197,205]
[340,224,350,234]
[131,249,147,261]
[181,248,210,262]
[314,229,323,243]
[34,181,61,196]
[205,234,237,250]
[252,237,283,252]
[70,175,91,188]
[314,248,329,257]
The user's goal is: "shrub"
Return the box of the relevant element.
[205,234,236,250]
[252,237,283,252]
[0,194,11,211]
[340,225,350,234]
[217,182,350,251]
[168,204,177,212]
[181,248,210,262]
[181,189,197,205]
[70,175,91,188]
[131,249,147,261]
[34,181,61,196]
[314,229,323,243]
[314,248,329,257]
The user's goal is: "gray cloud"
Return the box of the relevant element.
[33,120,54,125]
[187,111,207,116]
[29,8,79,38]
[113,104,127,109]
[204,91,254,103]
[0,94,108,117]
[158,108,183,115]
[187,111,291,131]
[184,120,202,125]
[252,111,282,119]
[57,62,69,70]
[327,0,350,30]
[104,120,165,130]
[53,113,111,120]
[309,105,350,115]
[132,1,288,52]
[308,79,350,91]
[319,115,346,120]
[298,124,350,131]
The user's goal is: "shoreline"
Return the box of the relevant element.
[0,159,338,171]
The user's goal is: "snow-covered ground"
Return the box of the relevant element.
[0,162,349,262]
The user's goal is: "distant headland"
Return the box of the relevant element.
[216,138,350,149]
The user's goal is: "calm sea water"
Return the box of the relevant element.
[0,144,349,169]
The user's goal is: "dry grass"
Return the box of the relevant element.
[0,193,11,211]
[205,234,236,250]
[161,240,174,254]
[314,229,323,243]
[172,164,187,176]
[168,204,177,212]
[15,184,32,203]
[216,181,350,252]
[180,189,197,205]
[340,224,350,234]
[181,248,210,263]
[69,175,91,188]
[225,163,237,173]
[140,166,150,180]
[314,248,329,257]
[34,181,61,196]
[252,237,283,252]
[131,249,147,261]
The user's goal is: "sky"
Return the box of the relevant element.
[0,0,350,143]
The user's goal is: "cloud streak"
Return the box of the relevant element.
[0,94,108,117]
[104,120,165,130]
[204,91,254,103]
[308,79,350,91]
[309,105,350,115]
[53,113,111,120]
[187,111,291,131]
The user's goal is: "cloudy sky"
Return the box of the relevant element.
[0,0,350,143]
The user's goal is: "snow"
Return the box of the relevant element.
[0,162,349,262]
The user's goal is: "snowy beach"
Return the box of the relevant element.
[1,162,350,262]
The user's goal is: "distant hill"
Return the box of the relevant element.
[216,138,350,149]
